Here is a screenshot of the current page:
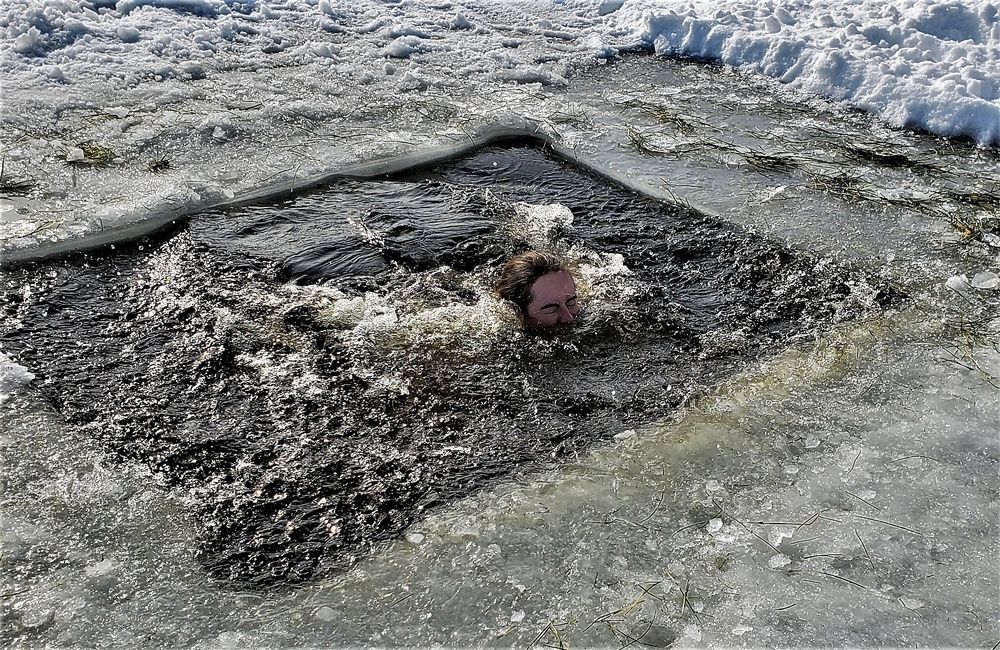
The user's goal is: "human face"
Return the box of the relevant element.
[524,271,580,330]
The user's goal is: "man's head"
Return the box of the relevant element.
[496,250,581,330]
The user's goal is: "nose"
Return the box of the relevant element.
[558,305,575,323]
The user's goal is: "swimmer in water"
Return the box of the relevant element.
[496,250,580,330]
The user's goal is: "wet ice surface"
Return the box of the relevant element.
[3,57,999,648]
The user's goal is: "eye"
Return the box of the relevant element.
[566,297,577,307]
[540,306,558,314]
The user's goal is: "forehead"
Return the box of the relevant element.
[529,271,576,300]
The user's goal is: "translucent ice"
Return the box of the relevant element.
[0,353,34,402]
[946,274,970,291]
[971,271,999,290]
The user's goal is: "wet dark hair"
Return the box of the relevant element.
[495,250,569,312]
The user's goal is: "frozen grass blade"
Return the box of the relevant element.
[851,514,924,537]
[845,491,881,511]
[821,571,868,590]
[855,530,881,580]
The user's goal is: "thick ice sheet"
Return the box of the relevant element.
[3,0,997,145]
[2,0,999,260]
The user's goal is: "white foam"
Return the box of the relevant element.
[507,202,576,249]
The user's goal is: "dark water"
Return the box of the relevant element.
[0,142,899,587]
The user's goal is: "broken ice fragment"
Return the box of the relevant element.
[768,554,791,569]
[85,558,115,577]
[21,608,55,632]
[768,526,794,547]
[971,271,999,290]
[946,274,970,291]
[0,353,35,402]
[614,429,636,441]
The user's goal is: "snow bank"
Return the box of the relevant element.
[605,0,1000,145]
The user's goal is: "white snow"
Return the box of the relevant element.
[1,0,996,142]
[608,0,1000,144]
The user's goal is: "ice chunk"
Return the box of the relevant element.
[315,606,337,621]
[84,558,114,577]
[508,202,575,248]
[405,532,425,544]
[0,353,35,402]
[117,26,140,43]
[614,429,636,441]
[768,526,794,547]
[768,554,791,569]
[707,518,723,533]
[510,610,525,623]
[971,271,999,290]
[945,274,970,291]
[13,27,41,54]
[682,624,702,643]
[598,0,625,16]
